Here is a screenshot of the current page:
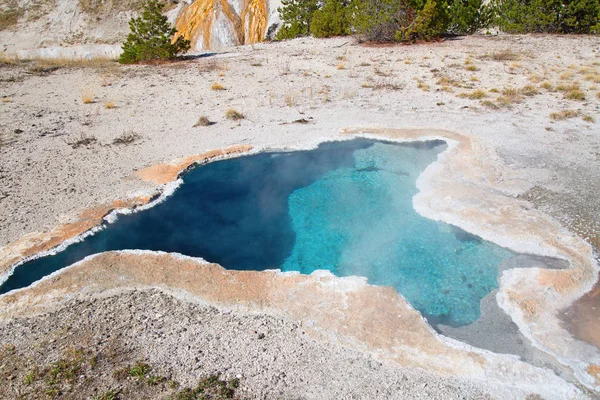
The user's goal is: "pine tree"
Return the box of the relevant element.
[448,0,494,34]
[119,0,191,64]
[310,0,351,38]
[492,0,600,33]
[276,0,320,39]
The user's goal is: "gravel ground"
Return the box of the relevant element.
[0,289,494,399]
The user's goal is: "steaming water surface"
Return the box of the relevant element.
[1,139,516,327]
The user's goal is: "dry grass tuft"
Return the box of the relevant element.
[540,81,554,91]
[480,100,500,109]
[520,85,539,96]
[549,110,578,120]
[374,66,392,77]
[193,116,214,127]
[487,49,521,62]
[372,78,404,91]
[81,89,95,104]
[112,131,141,145]
[225,108,244,121]
[582,115,595,123]
[336,63,345,70]
[583,73,600,83]
[528,74,544,83]
[103,101,117,109]
[459,89,487,100]
[560,71,575,80]
[284,92,297,107]
[496,87,522,105]
[465,64,479,72]
[564,89,585,101]
[0,54,18,65]
[211,82,225,91]
[68,133,97,149]
[416,80,430,91]
[436,75,461,87]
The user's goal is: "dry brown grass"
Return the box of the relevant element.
[458,89,487,100]
[496,87,522,105]
[564,89,585,101]
[416,80,430,91]
[487,49,521,62]
[374,66,392,77]
[480,100,499,109]
[371,78,403,91]
[520,85,539,96]
[549,110,578,120]
[284,92,297,107]
[528,74,544,83]
[28,57,116,69]
[225,108,244,121]
[103,101,117,109]
[112,131,141,145]
[211,82,225,91]
[80,89,95,104]
[582,115,595,123]
[336,63,345,70]
[583,73,600,83]
[556,82,580,92]
[436,75,461,87]
[540,81,554,91]
[0,54,18,65]
[193,116,214,127]
[465,64,479,72]
[560,71,575,80]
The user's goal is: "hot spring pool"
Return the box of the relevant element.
[0,139,517,327]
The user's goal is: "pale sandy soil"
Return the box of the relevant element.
[1,34,600,399]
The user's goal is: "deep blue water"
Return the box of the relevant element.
[0,139,515,327]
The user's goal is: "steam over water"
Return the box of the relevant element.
[1,139,515,327]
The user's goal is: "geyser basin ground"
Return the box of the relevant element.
[2,139,519,327]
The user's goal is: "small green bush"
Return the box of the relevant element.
[119,0,190,64]
[276,0,320,39]
[310,0,351,37]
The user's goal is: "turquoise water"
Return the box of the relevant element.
[282,143,513,326]
[0,139,514,327]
